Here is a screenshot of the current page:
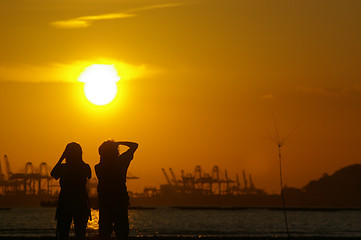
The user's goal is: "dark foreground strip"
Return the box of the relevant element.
[1,237,361,240]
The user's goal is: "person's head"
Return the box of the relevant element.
[98,139,119,162]
[64,142,83,164]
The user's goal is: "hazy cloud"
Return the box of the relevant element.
[297,85,361,98]
[51,3,186,29]
[347,84,361,98]
[51,13,135,29]
[0,59,156,83]
[297,86,342,98]
[262,94,275,99]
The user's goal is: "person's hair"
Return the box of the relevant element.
[64,142,84,164]
[98,139,119,163]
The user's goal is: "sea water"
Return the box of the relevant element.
[1,207,361,237]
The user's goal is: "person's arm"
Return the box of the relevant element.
[116,141,138,165]
[117,141,138,154]
[50,151,66,180]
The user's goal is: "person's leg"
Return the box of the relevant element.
[73,215,88,240]
[99,208,114,240]
[114,207,129,240]
[57,215,72,240]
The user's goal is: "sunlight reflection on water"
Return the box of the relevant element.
[87,207,361,237]
[87,209,100,231]
[88,208,152,236]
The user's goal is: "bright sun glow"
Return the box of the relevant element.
[78,64,120,105]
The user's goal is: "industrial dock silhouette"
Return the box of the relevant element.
[1,154,361,208]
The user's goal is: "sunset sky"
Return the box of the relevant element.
[0,0,360,193]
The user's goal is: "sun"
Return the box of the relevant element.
[78,64,121,105]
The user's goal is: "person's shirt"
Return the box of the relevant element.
[51,162,91,217]
[95,149,134,197]
[51,162,91,197]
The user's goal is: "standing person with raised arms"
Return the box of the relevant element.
[51,142,91,240]
[95,140,138,240]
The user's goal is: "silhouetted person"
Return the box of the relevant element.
[95,140,138,240]
[51,142,91,240]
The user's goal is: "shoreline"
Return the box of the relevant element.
[1,237,361,240]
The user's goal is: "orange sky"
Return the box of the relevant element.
[0,0,360,193]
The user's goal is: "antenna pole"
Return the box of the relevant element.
[278,143,290,238]
[271,115,292,238]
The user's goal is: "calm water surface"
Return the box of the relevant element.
[1,207,361,237]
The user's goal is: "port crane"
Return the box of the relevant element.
[159,165,262,196]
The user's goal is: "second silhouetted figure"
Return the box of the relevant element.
[95,140,138,240]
